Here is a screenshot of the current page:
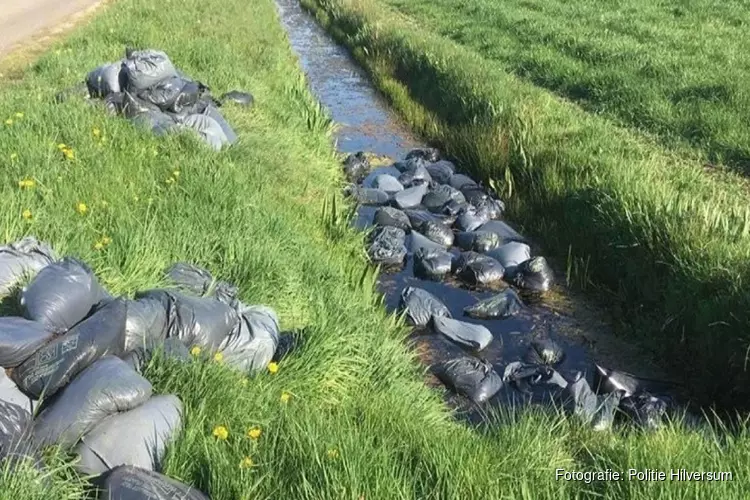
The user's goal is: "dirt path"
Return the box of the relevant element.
[0,0,102,57]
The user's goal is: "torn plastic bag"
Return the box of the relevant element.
[503,362,568,402]
[464,289,523,319]
[123,50,177,92]
[525,338,565,366]
[104,92,125,115]
[409,231,446,255]
[124,296,169,353]
[373,207,411,232]
[436,357,502,404]
[131,109,177,137]
[413,248,453,280]
[414,220,454,248]
[134,290,240,351]
[0,371,32,412]
[122,337,191,374]
[620,392,668,430]
[432,316,493,351]
[273,331,302,363]
[562,377,621,431]
[371,175,404,194]
[220,90,254,106]
[13,298,127,400]
[75,395,182,476]
[397,164,432,188]
[33,356,153,449]
[449,174,478,191]
[87,62,126,98]
[345,185,390,206]
[475,197,505,220]
[218,304,280,372]
[391,183,428,209]
[455,231,501,253]
[404,147,440,163]
[399,286,451,327]
[0,399,39,467]
[512,257,554,293]
[20,257,109,334]
[422,185,466,213]
[179,114,231,151]
[454,206,489,233]
[93,465,209,500]
[165,262,238,305]
[202,105,238,145]
[456,253,505,286]
[593,365,639,398]
[0,237,56,297]
[477,220,526,244]
[0,317,54,368]
[343,152,370,183]
[425,161,455,185]
[367,227,407,267]
[486,242,531,278]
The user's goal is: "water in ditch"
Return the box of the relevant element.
[275,0,684,423]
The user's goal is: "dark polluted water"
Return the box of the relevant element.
[275,0,686,425]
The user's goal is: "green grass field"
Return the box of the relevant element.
[1,0,750,498]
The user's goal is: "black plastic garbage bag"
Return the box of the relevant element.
[404,147,440,163]
[123,50,177,92]
[463,289,524,319]
[34,356,153,449]
[0,399,40,468]
[436,357,502,404]
[20,257,109,334]
[593,365,639,398]
[455,231,501,253]
[122,337,191,374]
[373,207,411,232]
[432,316,493,351]
[136,76,185,109]
[273,331,302,363]
[391,183,428,209]
[422,185,466,214]
[404,209,447,229]
[525,338,565,366]
[372,175,404,194]
[397,165,432,188]
[512,257,554,293]
[562,377,622,431]
[455,253,505,286]
[399,286,451,327]
[409,231,446,255]
[178,114,232,151]
[486,242,531,278]
[454,206,489,233]
[449,174,478,191]
[477,220,526,244]
[165,263,238,306]
[121,91,163,119]
[415,220,454,248]
[13,298,127,400]
[343,152,370,183]
[134,290,240,351]
[218,304,280,372]
[440,199,467,217]
[345,185,390,206]
[425,161,455,185]
[0,237,56,297]
[363,166,402,188]
[220,90,254,107]
[367,227,407,266]
[202,105,238,145]
[75,395,182,476]
[104,92,125,115]
[0,371,33,412]
[460,187,489,206]
[87,62,126,98]
[93,465,210,500]
[475,197,504,220]
[131,109,177,137]
[414,248,453,280]
[0,317,54,369]
[503,362,568,394]
[124,296,169,353]
[620,392,668,430]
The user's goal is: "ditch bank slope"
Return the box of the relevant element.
[302,0,750,411]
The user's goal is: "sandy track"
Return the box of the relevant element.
[0,0,102,56]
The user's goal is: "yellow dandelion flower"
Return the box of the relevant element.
[10,153,17,161]
[327,448,340,460]
[63,148,75,160]
[280,391,291,403]
[75,202,88,215]
[21,209,32,220]
[213,352,224,363]
[172,170,180,178]
[93,241,104,251]
[18,179,35,189]
[92,127,101,138]
[212,425,228,441]
[101,236,112,245]
[5,119,13,126]
[165,177,175,185]
[57,143,67,150]
[247,427,262,440]
[15,112,23,119]
[267,362,279,374]
[190,346,201,356]
[240,456,254,469]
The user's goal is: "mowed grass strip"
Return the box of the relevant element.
[379,0,750,175]
[303,0,750,410]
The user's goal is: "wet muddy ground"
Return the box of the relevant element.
[275,0,685,422]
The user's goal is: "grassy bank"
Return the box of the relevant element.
[379,0,750,175]
[1,0,750,499]
[302,0,750,411]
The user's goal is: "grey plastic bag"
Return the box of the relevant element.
[455,231,501,253]
[512,257,554,293]
[436,357,502,404]
[0,371,33,412]
[372,174,404,194]
[345,185,390,206]
[202,105,238,145]
[373,207,411,232]
[424,160,455,185]
[399,287,451,327]
[20,257,110,334]
[449,174,478,191]
[165,262,239,306]
[404,147,440,163]
[93,465,210,500]
[0,317,54,368]
[391,183,428,209]
[179,114,231,151]
[13,298,127,400]
[562,377,622,431]
[593,365,639,398]
[342,152,370,183]
[524,338,565,366]
[75,395,183,475]
[367,226,407,266]
[0,237,56,297]
[414,220,454,248]
[124,296,170,353]
[221,90,254,107]
[33,356,153,449]
[431,316,493,351]
[486,242,531,278]
[456,253,505,286]
[413,248,453,280]
[454,206,489,233]
[463,289,523,319]
[409,231,446,255]
[87,62,125,98]
[218,304,280,372]
[477,220,526,244]
[422,185,466,213]
[124,50,177,92]
[131,109,178,137]
[0,399,39,467]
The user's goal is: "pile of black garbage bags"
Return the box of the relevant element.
[0,237,281,499]
[344,148,671,431]
[85,48,253,151]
